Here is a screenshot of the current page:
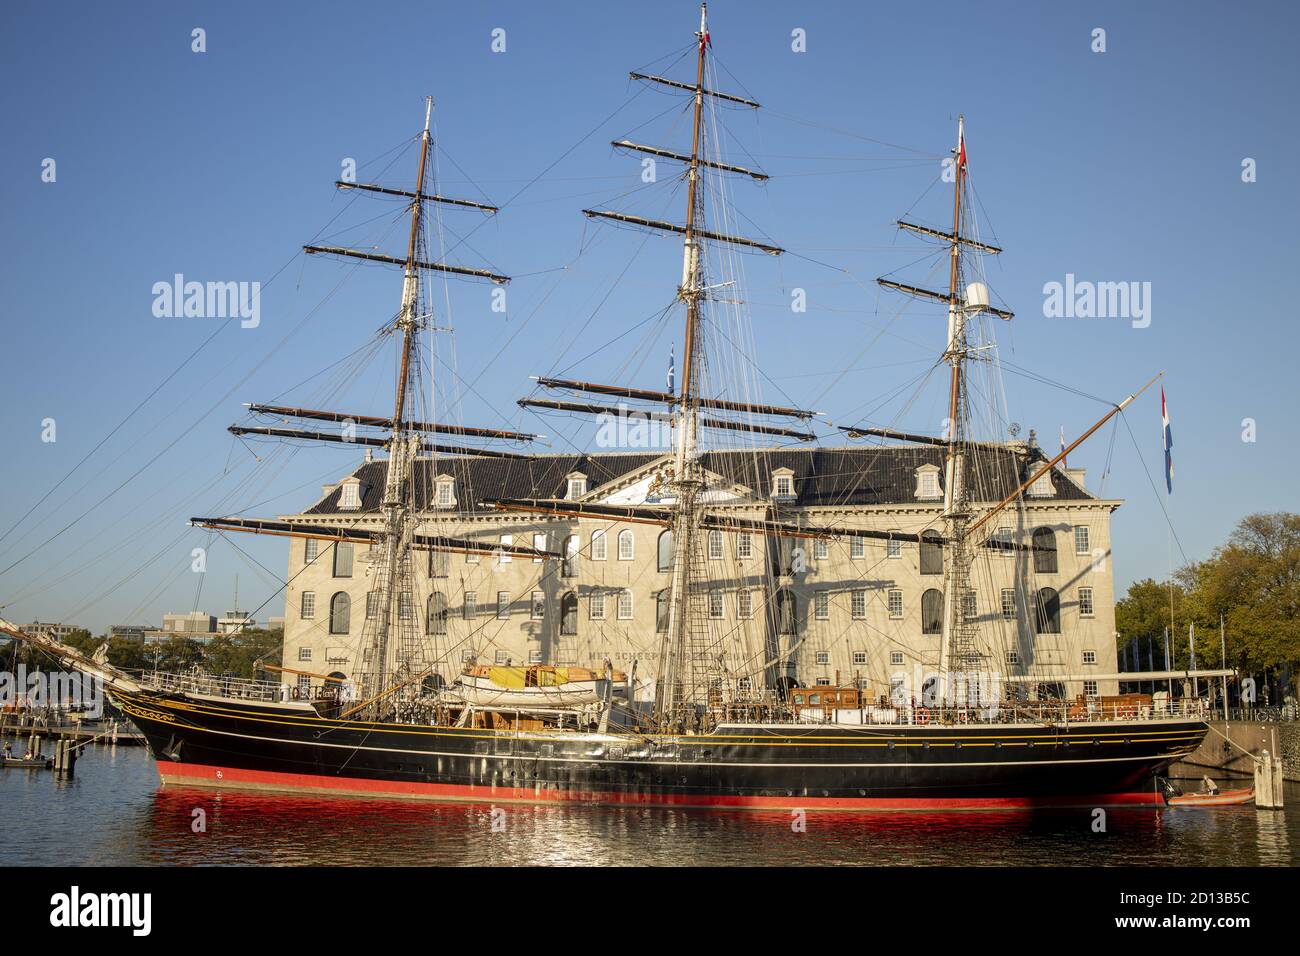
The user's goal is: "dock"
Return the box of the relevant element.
[0,713,145,746]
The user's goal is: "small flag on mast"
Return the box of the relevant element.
[956,128,967,172]
[667,344,675,394]
[1161,386,1173,493]
[1059,425,1067,468]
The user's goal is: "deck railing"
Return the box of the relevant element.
[141,670,287,703]
[785,697,1214,727]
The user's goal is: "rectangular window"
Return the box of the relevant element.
[332,541,353,578]
[851,590,866,620]
[850,537,865,560]
[708,589,724,619]
[852,651,867,666]
[567,478,585,499]
[494,649,509,665]
[466,546,480,565]
[429,548,449,578]
[963,589,977,622]
[463,591,477,621]
[300,591,316,619]
[1082,649,1097,665]
[1083,680,1098,697]
[591,530,607,561]
[887,589,903,619]
[496,592,510,620]
[398,591,412,620]
[886,533,901,559]
[708,532,724,561]
[993,527,1013,556]
[890,651,904,666]
[366,591,379,619]
[774,475,794,497]
[533,533,548,563]
[1079,587,1095,617]
[1006,650,1020,666]
[737,533,753,559]
[528,649,543,664]
[813,538,828,561]
[616,590,633,621]
[304,539,319,563]
[1074,526,1090,555]
[497,534,513,564]
[737,589,752,620]
[814,591,830,620]
[297,674,312,695]
[590,591,606,620]
[531,590,545,620]
[1001,588,1016,620]
[815,651,829,665]
[298,647,312,662]
[919,471,941,499]
[436,482,454,507]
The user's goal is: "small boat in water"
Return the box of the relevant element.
[1,754,52,769]
[1163,777,1255,808]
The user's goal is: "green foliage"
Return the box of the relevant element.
[1117,512,1300,675]
[203,628,282,678]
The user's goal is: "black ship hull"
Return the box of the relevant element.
[112,688,1207,811]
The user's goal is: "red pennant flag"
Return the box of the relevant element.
[957,132,967,171]
[700,31,711,51]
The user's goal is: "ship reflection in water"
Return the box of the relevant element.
[4,747,1295,867]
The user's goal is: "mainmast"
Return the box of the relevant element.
[937,116,976,685]
[654,2,711,730]
[368,97,434,701]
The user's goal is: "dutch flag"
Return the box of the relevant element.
[1161,386,1173,494]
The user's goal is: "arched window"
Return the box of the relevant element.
[1034,587,1061,634]
[560,591,578,636]
[655,590,669,632]
[329,592,351,634]
[562,534,579,578]
[920,531,944,575]
[921,588,944,634]
[618,529,635,561]
[1032,527,1058,574]
[656,530,673,572]
[707,530,723,560]
[426,592,448,635]
[775,588,796,635]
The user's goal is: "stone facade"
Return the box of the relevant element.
[279,447,1122,702]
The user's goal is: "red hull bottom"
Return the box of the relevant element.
[156,761,1168,811]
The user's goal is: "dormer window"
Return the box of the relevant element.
[339,479,363,511]
[771,468,795,499]
[566,472,588,500]
[1027,468,1055,498]
[434,476,456,509]
[914,465,942,501]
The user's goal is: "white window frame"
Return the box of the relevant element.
[737,588,753,620]
[298,647,312,662]
[533,532,548,563]
[463,591,477,620]
[1079,586,1095,618]
[707,530,724,561]
[591,529,607,561]
[708,589,724,619]
[304,539,319,563]
[590,591,606,620]
[1074,526,1090,555]
[494,649,509,665]
[496,591,510,620]
[737,533,753,560]
[531,590,545,620]
[850,537,865,560]
[887,589,903,619]
[886,533,901,559]
[340,481,361,510]
[815,651,830,666]
[435,479,455,508]
[1006,650,1021,666]
[890,651,904,667]
[851,590,866,620]
[497,534,513,565]
[300,591,316,619]
[852,651,867,666]
[814,591,830,620]
[1082,649,1097,666]
[616,589,633,620]
[1000,588,1016,620]
[617,529,634,561]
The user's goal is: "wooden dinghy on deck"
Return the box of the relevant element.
[445,664,627,709]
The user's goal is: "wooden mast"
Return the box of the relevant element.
[937,116,971,683]
[367,97,434,703]
[654,2,711,729]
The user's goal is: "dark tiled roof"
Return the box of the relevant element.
[304,446,1091,515]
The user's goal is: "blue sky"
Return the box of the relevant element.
[1,0,1296,633]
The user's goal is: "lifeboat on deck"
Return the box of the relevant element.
[446,664,626,709]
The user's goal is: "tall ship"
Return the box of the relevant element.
[4,5,1209,810]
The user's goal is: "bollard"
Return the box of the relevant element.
[1255,750,1281,809]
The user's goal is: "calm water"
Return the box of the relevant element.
[1,744,1296,866]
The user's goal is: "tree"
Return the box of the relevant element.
[204,628,282,678]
